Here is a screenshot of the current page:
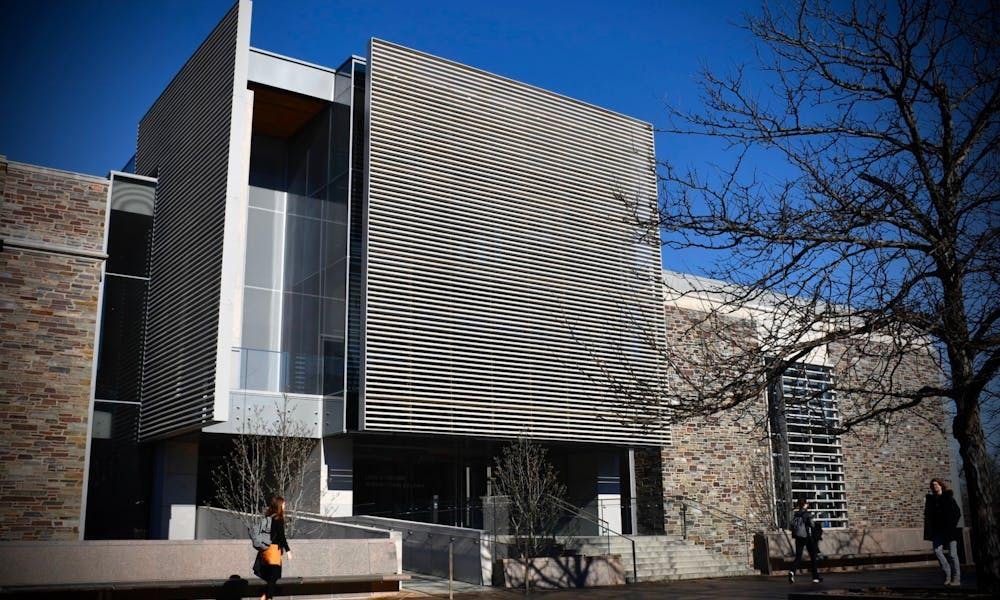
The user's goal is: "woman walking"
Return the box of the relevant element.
[924,478,961,586]
[788,498,822,584]
[258,496,292,600]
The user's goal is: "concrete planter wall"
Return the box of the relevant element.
[196,507,404,574]
[756,527,974,573]
[0,538,400,587]
[499,554,625,589]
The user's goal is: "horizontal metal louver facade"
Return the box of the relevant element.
[136,1,249,440]
[364,40,666,445]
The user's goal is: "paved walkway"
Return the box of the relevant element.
[392,566,977,599]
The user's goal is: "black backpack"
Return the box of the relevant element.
[790,512,808,538]
[811,520,824,541]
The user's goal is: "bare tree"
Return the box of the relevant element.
[491,438,567,561]
[988,448,1000,528]
[618,0,998,590]
[211,403,317,537]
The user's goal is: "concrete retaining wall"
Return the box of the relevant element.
[195,506,403,574]
[339,515,501,586]
[500,555,625,588]
[0,538,400,587]
[197,506,388,540]
[760,527,973,569]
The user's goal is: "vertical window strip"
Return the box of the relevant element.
[770,363,848,528]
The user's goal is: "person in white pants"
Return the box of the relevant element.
[923,478,962,586]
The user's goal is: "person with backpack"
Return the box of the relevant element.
[788,497,822,584]
[924,478,962,586]
[250,496,292,600]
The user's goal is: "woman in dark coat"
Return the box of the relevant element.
[258,496,292,600]
[924,478,961,586]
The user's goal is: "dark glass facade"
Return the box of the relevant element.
[85,401,152,539]
[86,175,155,539]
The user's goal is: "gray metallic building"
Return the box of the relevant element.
[85,0,665,539]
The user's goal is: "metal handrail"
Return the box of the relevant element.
[671,495,747,526]
[546,494,638,584]
[667,496,752,568]
[548,496,612,532]
[295,510,512,546]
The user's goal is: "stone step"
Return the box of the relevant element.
[562,535,755,583]
[636,565,755,577]
[568,541,698,553]
[637,562,752,572]
[560,536,684,546]
[631,556,741,566]
[630,563,745,573]
[637,569,754,582]
[575,546,736,558]
[626,550,741,560]
[628,556,748,568]
[589,553,744,566]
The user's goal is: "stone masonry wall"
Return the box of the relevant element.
[657,305,770,562]
[0,159,107,540]
[829,340,954,529]
[651,303,954,563]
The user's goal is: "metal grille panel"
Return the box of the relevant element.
[770,364,848,528]
[136,2,247,440]
[364,40,666,445]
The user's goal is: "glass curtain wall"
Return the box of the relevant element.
[239,91,351,401]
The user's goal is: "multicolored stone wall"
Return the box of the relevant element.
[829,340,955,529]
[656,305,770,560]
[650,303,955,561]
[0,158,107,540]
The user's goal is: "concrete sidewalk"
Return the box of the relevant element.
[393,566,977,599]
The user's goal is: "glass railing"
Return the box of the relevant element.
[230,346,343,396]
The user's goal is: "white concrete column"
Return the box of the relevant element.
[628,448,638,535]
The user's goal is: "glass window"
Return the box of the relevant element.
[105,210,152,277]
[244,208,284,289]
[84,401,150,539]
[241,288,281,351]
[768,363,848,528]
[95,275,146,401]
[284,213,322,295]
[242,97,354,403]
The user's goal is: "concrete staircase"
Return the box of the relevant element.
[560,535,755,582]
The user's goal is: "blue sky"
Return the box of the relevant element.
[1,0,754,275]
[2,1,996,449]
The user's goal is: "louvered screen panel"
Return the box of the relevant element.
[779,364,848,527]
[136,1,249,440]
[364,40,666,445]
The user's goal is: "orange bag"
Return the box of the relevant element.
[262,543,282,566]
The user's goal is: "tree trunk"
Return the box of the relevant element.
[953,399,1000,592]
